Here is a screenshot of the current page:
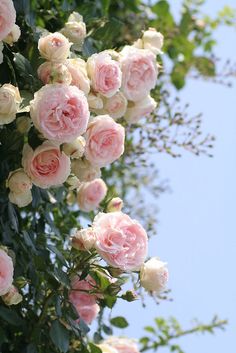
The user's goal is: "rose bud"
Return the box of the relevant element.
[3,24,21,45]
[16,116,31,134]
[61,12,86,49]
[63,136,86,159]
[140,257,169,293]
[71,159,101,182]
[71,228,96,251]
[2,285,22,305]
[107,197,123,212]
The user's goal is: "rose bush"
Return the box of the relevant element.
[0,0,229,352]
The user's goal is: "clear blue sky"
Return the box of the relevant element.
[111,1,236,352]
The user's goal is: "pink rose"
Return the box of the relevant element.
[30,84,89,143]
[124,95,157,124]
[74,299,100,325]
[77,178,107,212]
[66,58,90,94]
[120,46,158,101]
[87,51,122,98]
[0,248,14,296]
[94,92,127,120]
[69,275,100,325]
[103,337,140,353]
[38,32,71,62]
[93,212,148,271]
[22,141,71,189]
[0,0,16,41]
[85,115,125,168]
[37,62,72,85]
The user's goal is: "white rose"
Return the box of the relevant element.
[66,58,90,94]
[3,24,21,45]
[98,344,118,353]
[71,228,96,251]
[0,84,21,125]
[61,12,86,49]
[9,190,32,208]
[63,136,86,159]
[7,168,32,194]
[0,42,4,64]
[71,159,101,182]
[142,28,164,55]
[94,92,127,119]
[124,95,157,124]
[38,32,71,62]
[140,257,168,293]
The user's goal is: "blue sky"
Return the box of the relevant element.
[111,1,236,352]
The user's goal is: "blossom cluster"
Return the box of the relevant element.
[0,1,169,348]
[3,9,163,212]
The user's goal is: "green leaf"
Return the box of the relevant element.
[50,320,69,353]
[89,343,102,353]
[171,63,189,89]
[144,326,156,334]
[194,57,216,77]
[110,316,129,328]
[101,0,111,15]
[0,306,24,326]
[47,244,67,266]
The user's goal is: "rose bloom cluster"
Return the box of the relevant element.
[0,0,21,64]
[70,201,168,325]
[0,248,22,306]
[4,12,163,211]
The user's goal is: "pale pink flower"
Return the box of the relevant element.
[120,46,158,101]
[140,258,168,293]
[133,28,164,56]
[93,212,148,271]
[0,249,14,296]
[66,58,90,94]
[30,84,89,143]
[22,141,71,189]
[77,178,107,212]
[103,337,140,353]
[0,0,16,41]
[37,62,72,85]
[85,115,125,168]
[107,197,123,212]
[3,24,21,45]
[124,95,157,124]
[38,32,71,62]
[69,275,100,325]
[71,228,96,251]
[71,159,101,182]
[94,92,127,120]
[87,51,122,98]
